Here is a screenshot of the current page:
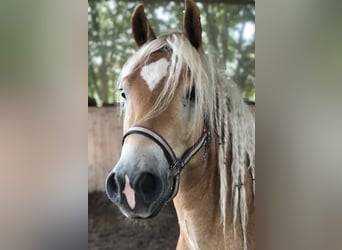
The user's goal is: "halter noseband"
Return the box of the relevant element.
[122,125,210,202]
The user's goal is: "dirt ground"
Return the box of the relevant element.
[89,192,179,250]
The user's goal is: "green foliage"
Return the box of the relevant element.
[88,1,255,105]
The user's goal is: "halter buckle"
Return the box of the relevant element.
[170,160,183,176]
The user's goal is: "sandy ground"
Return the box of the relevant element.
[89,192,179,250]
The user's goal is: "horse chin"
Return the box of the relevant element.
[119,195,166,219]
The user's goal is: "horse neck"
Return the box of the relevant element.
[173,138,225,249]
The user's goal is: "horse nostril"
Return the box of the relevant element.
[136,172,162,203]
[105,172,121,204]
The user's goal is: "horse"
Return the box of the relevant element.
[105,0,255,249]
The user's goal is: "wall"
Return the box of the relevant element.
[88,107,122,192]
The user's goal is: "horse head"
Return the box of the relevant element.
[105,0,209,219]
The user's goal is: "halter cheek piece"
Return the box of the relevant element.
[122,125,210,202]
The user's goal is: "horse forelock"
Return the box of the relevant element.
[119,31,255,249]
[119,32,212,133]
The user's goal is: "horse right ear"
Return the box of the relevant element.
[183,0,202,50]
[131,4,156,48]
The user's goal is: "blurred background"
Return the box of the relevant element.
[88,0,255,106]
[1,0,342,249]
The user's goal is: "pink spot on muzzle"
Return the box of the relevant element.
[123,175,136,210]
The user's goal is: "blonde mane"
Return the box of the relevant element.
[119,32,255,249]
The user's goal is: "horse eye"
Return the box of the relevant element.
[120,89,126,99]
[186,86,196,102]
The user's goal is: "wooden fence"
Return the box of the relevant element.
[88,107,123,192]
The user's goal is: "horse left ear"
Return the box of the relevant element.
[183,0,202,50]
[131,4,156,48]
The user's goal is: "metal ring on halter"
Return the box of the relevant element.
[122,125,209,202]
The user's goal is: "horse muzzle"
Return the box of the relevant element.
[105,124,209,218]
[105,167,168,218]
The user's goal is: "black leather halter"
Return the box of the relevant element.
[122,125,210,202]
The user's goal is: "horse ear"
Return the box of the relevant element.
[131,4,156,48]
[183,0,202,50]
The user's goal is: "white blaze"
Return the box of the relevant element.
[140,58,169,91]
[123,175,135,209]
